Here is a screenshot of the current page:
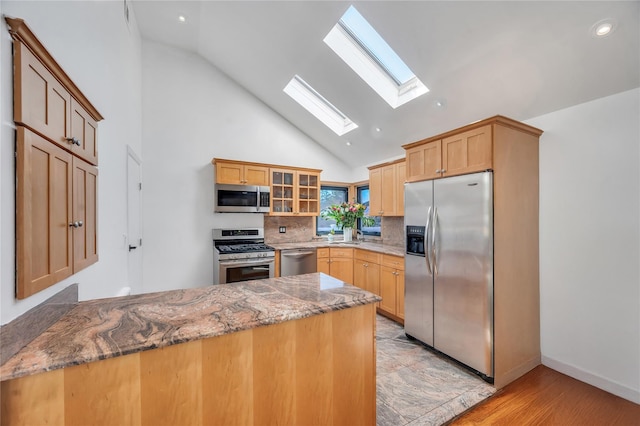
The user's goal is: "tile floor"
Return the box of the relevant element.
[375,315,496,426]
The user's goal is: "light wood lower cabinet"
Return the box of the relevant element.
[317,247,353,284]
[379,255,405,321]
[0,305,376,426]
[16,127,98,299]
[353,249,381,305]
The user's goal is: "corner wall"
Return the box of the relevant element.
[527,88,640,403]
[0,1,142,324]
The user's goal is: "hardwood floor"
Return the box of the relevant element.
[450,365,640,425]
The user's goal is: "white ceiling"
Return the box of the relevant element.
[132,1,640,168]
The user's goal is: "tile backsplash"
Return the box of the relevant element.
[264,216,315,243]
[265,215,405,247]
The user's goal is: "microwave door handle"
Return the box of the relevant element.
[256,187,260,212]
[425,206,432,274]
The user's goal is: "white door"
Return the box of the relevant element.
[127,146,143,294]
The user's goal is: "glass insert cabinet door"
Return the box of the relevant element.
[297,172,319,215]
[270,169,320,216]
[271,169,294,214]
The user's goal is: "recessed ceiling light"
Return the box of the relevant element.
[375,127,381,132]
[591,19,616,38]
[178,15,186,23]
[346,141,352,146]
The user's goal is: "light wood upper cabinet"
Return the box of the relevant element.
[441,125,492,177]
[368,159,405,217]
[214,159,270,186]
[405,140,442,182]
[404,124,494,182]
[271,168,320,216]
[12,36,102,166]
[70,99,98,165]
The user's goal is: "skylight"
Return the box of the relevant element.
[283,75,358,136]
[324,5,428,108]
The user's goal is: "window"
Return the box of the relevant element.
[283,75,358,136]
[324,5,428,109]
[357,185,381,236]
[316,185,349,235]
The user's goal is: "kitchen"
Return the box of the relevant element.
[0,0,638,424]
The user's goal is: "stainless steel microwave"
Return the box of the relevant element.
[215,184,270,213]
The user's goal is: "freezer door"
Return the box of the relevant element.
[433,172,493,377]
[404,180,434,346]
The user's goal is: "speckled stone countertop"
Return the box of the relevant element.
[0,273,380,382]
[269,241,405,257]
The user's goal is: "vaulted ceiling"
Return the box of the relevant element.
[132,1,639,167]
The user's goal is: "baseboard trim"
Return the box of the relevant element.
[542,356,640,404]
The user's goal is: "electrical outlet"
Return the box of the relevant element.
[279,226,286,233]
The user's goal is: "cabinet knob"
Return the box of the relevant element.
[435,169,441,173]
[441,169,446,173]
[66,137,80,146]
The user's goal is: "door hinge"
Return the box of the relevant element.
[138,182,142,190]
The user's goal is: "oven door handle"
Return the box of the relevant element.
[219,258,275,268]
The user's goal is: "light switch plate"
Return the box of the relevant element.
[279,226,286,233]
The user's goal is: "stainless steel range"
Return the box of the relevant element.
[213,228,275,284]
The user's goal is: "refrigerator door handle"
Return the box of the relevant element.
[432,207,438,276]
[425,206,433,274]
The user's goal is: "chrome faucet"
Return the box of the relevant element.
[356,230,364,242]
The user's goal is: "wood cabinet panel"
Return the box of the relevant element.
[202,330,254,426]
[354,249,381,264]
[396,161,406,215]
[0,305,377,425]
[317,248,353,283]
[14,40,70,147]
[396,270,405,319]
[215,161,269,186]
[406,140,441,182]
[63,353,142,425]
[140,341,202,426]
[72,158,98,271]
[369,160,405,217]
[1,369,64,425]
[70,99,98,165]
[253,321,296,425]
[380,266,398,314]
[442,125,492,177]
[16,127,73,299]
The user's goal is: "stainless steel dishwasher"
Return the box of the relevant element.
[280,248,317,276]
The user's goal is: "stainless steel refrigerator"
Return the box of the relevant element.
[404,171,494,380]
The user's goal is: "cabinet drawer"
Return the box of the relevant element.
[381,254,404,270]
[354,249,381,264]
[329,248,353,259]
[317,247,330,258]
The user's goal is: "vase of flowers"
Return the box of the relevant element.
[321,201,375,242]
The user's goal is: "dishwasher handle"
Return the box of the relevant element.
[282,251,315,258]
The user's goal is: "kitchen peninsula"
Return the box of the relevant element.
[1,273,379,425]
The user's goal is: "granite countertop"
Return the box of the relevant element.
[0,273,380,382]
[269,240,405,257]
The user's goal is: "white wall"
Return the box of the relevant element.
[527,88,640,403]
[140,40,353,293]
[0,1,142,324]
